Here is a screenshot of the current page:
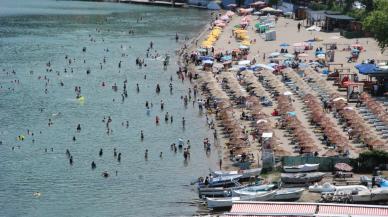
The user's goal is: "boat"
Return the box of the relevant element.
[232,184,275,196]
[206,197,240,209]
[197,174,242,188]
[271,188,304,201]
[206,191,277,209]
[308,182,368,193]
[211,168,262,179]
[232,190,276,200]
[283,163,319,173]
[199,184,246,198]
[352,188,388,202]
[281,172,325,184]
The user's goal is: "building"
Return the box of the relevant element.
[222,201,388,217]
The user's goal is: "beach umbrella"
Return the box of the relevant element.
[316,54,325,59]
[221,55,232,62]
[332,96,346,101]
[226,11,235,16]
[260,7,276,12]
[238,60,251,66]
[241,40,251,46]
[256,119,268,124]
[254,64,275,71]
[216,23,226,27]
[220,15,229,21]
[251,1,265,6]
[287,111,296,116]
[202,60,213,65]
[269,52,280,58]
[239,45,249,50]
[306,25,321,32]
[280,43,290,47]
[283,53,295,59]
[298,53,309,57]
[268,63,278,68]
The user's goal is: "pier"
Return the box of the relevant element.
[118,0,186,7]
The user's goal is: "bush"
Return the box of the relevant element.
[309,2,328,11]
[356,150,388,172]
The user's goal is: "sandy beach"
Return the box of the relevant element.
[181,11,388,171]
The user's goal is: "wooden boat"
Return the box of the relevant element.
[197,174,242,188]
[206,197,240,209]
[309,182,368,193]
[281,172,325,184]
[232,184,275,196]
[199,185,246,198]
[206,191,277,209]
[211,168,262,180]
[352,188,388,202]
[271,188,304,201]
[283,163,319,173]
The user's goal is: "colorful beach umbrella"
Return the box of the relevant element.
[280,43,290,47]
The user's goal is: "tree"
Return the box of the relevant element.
[362,0,374,12]
[363,0,388,52]
[343,0,354,13]
[327,0,335,9]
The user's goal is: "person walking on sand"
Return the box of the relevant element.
[297,22,301,32]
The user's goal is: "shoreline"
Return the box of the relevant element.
[177,12,236,170]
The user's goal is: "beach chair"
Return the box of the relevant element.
[375,126,388,131]
[373,121,385,127]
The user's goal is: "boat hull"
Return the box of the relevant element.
[281,172,325,184]
[271,188,304,201]
[283,164,319,173]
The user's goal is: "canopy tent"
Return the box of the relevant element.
[355,64,378,75]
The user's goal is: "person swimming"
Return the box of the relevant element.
[91,161,96,169]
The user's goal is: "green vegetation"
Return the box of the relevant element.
[362,0,388,52]
[308,0,387,52]
[355,150,388,172]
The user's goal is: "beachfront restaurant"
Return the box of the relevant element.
[222,201,388,216]
[324,12,355,32]
[355,63,388,96]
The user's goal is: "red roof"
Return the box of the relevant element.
[230,202,316,215]
[224,202,388,217]
[318,205,388,216]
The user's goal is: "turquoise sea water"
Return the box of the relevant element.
[0,1,217,216]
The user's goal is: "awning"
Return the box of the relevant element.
[318,205,388,216]
[355,63,377,74]
[355,63,388,75]
[230,202,317,215]
[325,14,355,20]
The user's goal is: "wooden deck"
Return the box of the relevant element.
[119,0,186,7]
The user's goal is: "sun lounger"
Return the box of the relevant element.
[368,118,379,124]
[373,121,385,127]
[376,126,388,131]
